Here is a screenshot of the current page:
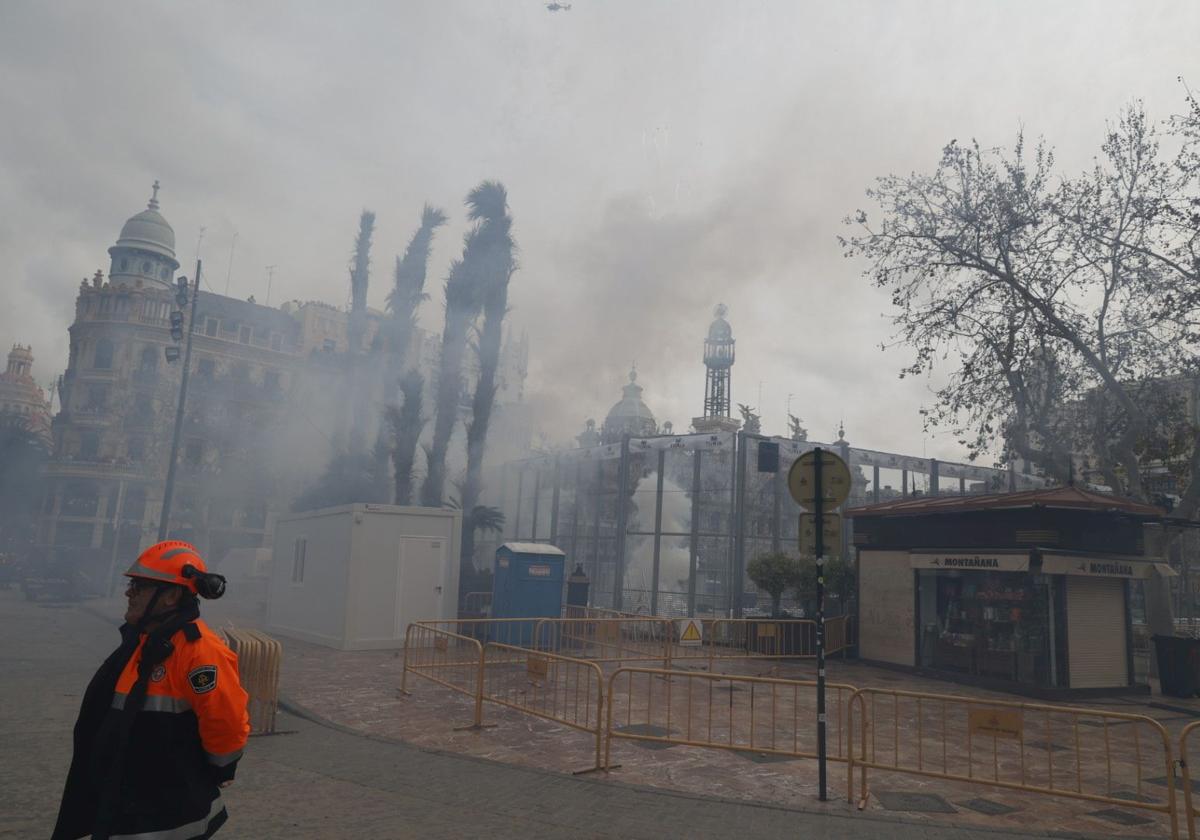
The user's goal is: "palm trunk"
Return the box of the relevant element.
[389,371,425,505]
[421,295,473,507]
[347,210,375,456]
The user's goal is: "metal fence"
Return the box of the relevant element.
[847,687,1179,837]
[605,667,857,771]
[481,642,606,772]
[485,432,1046,618]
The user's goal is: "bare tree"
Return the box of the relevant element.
[843,96,1200,504]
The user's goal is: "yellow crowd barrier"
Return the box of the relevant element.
[534,617,673,667]
[223,627,282,735]
[481,642,606,772]
[847,687,1179,839]
[604,667,857,771]
[668,616,853,669]
[400,623,485,726]
[1180,721,1200,839]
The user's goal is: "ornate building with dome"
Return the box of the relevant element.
[600,368,659,443]
[37,184,529,590]
[0,344,52,443]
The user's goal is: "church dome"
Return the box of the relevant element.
[602,368,657,442]
[114,181,176,260]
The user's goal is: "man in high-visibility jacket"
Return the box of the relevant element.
[53,541,250,840]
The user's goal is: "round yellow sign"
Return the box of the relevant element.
[787,449,852,510]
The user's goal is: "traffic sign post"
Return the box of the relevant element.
[787,448,850,803]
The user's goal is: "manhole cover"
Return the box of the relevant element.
[874,791,957,813]
[957,798,1019,816]
[1087,808,1154,827]
[615,724,677,750]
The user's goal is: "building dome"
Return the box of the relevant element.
[601,367,658,442]
[114,181,176,260]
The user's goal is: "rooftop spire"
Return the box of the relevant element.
[148,179,161,211]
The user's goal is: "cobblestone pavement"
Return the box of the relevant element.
[0,590,1176,839]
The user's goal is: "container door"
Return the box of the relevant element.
[396,536,447,637]
[1066,575,1128,688]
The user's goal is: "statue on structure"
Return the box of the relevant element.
[788,413,808,441]
[737,403,761,435]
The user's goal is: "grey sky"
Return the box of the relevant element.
[2,1,1197,462]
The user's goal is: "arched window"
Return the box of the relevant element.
[93,338,114,370]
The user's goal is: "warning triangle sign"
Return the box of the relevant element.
[679,619,702,645]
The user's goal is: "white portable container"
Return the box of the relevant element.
[266,503,461,650]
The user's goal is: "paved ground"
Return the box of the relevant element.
[0,590,1170,839]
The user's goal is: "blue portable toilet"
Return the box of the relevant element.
[492,542,566,646]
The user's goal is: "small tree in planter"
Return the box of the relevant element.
[746,552,801,618]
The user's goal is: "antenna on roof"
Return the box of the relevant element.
[224,231,238,296]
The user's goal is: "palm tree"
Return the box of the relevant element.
[459,182,516,569]
[374,206,447,493]
[419,214,490,506]
[387,370,426,505]
[340,210,375,455]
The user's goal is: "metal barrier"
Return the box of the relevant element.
[535,617,673,667]
[1181,721,1200,839]
[564,605,646,620]
[223,628,282,735]
[416,618,553,649]
[668,616,852,669]
[481,642,606,772]
[605,667,857,772]
[400,623,485,726]
[848,687,1179,838]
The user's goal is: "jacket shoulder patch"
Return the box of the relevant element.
[188,665,218,694]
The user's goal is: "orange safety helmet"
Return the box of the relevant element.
[124,540,211,595]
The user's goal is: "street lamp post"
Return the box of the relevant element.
[157,261,202,541]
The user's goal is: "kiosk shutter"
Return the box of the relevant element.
[1066,576,1128,689]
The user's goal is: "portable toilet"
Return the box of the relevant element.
[492,542,566,646]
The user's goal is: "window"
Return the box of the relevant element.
[197,358,216,380]
[133,394,154,419]
[292,537,307,584]
[123,488,147,521]
[79,431,100,460]
[139,346,157,372]
[231,362,249,383]
[93,338,114,369]
[42,487,57,514]
[120,258,129,272]
[160,267,170,280]
[127,437,145,460]
[322,338,336,352]
[270,334,282,351]
[62,481,99,516]
[239,325,251,344]
[85,384,107,409]
[205,318,218,337]
[56,522,95,548]
[141,261,152,274]
[264,371,280,393]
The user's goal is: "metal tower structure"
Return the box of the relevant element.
[702,303,735,419]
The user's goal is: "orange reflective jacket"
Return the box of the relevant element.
[112,619,250,770]
[53,609,250,840]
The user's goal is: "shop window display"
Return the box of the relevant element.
[918,570,1067,687]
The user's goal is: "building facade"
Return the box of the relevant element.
[37,186,529,592]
